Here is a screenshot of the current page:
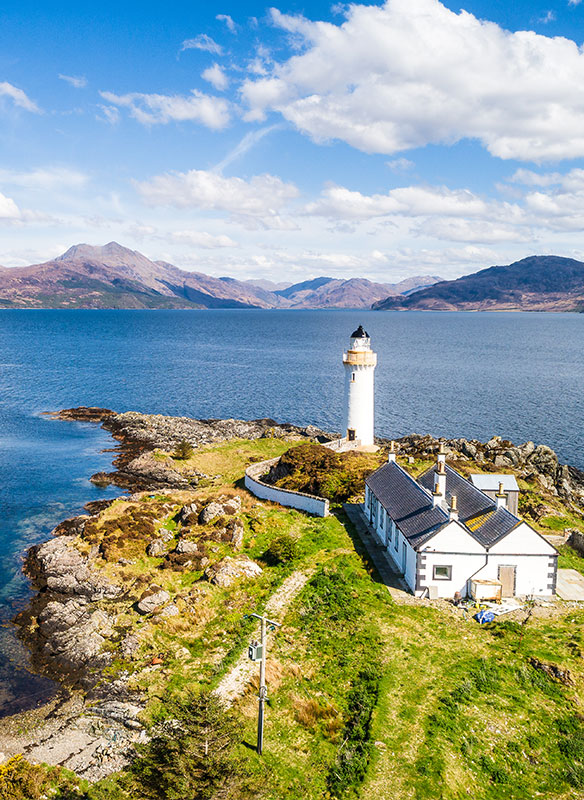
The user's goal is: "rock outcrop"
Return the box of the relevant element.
[27,536,122,601]
[205,556,263,587]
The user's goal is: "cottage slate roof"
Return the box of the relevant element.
[366,461,448,548]
[467,506,520,547]
[369,461,522,550]
[418,464,494,523]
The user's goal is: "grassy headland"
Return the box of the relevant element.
[4,436,584,800]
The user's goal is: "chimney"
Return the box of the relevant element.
[432,462,447,508]
[449,495,459,521]
[496,481,507,509]
[437,441,446,466]
[388,440,397,463]
[435,459,447,498]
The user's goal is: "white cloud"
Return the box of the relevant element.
[539,10,556,23]
[305,184,505,220]
[216,14,236,33]
[241,0,584,162]
[569,0,582,6]
[387,158,414,172]
[415,218,533,244]
[97,104,120,124]
[0,192,20,219]
[202,63,229,91]
[181,34,223,55]
[58,74,87,89]
[100,89,230,129]
[0,81,40,113]
[167,230,238,248]
[136,168,299,229]
[0,167,88,191]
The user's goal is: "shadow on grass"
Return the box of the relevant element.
[333,507,386,586]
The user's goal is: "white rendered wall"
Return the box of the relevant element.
[343,364,375,446]
[474,524,557,595]
[417,522,487,597]
[245,460,329,517]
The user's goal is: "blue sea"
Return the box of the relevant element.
[0,308,582,712]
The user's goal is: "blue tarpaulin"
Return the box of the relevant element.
[474,610,495,624]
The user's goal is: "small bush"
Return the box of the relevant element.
[173,440,194,460]
[326,663,382,796]
[265,534,298,565]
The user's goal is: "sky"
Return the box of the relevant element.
[1,0,584,283]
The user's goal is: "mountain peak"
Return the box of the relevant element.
[55,242,144,265]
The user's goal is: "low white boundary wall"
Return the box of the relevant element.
[245,457,330,517]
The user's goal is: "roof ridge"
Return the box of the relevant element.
[391,460,438,502]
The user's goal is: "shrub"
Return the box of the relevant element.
[267,443,382,503]
[265,534,298,565]
[0,756,82,800]
[173,440,194,460]
[326,663,382,796]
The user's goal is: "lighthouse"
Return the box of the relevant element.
[342,325,377,447]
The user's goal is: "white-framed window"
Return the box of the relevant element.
[433,565,452,580]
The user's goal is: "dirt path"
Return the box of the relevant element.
[214,569,312,705]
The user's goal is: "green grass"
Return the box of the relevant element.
[168,437,298,484]
[557,543,584,575]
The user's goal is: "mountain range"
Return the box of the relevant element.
[373,255,584,312]
[0,242,441,310]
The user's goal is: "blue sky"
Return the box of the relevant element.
[1,0,584,282]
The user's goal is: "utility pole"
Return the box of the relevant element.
[247,612,281,755]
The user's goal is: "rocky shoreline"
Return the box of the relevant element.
[54,406,330,491]
[3,407,584,780]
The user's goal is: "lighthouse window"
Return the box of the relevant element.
[351,372,356,382]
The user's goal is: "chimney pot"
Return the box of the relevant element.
[449,494,459,521]
[495,481,507,509]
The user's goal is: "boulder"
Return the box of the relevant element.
[52,515,89,537]
[220,495,242,515]
[177,503,198,525]
[205,556,262,587]
[227,518,244,551]
[146,538,167,557]
[175,539,199,555]
[137,587,171,615]
[157,603,180,618]
[199,502,223,525]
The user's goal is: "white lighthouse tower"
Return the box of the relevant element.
[342,325,377,447]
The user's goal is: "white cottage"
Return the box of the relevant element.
[364,446,558,599]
